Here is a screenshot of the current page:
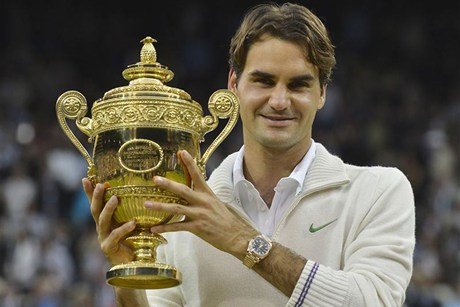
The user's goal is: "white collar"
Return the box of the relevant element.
[207,142,350,206]
[232,140,317,194]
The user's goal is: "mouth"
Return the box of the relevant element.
[259,114,295,126]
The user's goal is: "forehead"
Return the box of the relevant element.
[243,35,318,78]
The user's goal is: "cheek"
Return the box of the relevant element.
[237,91,266,116]
[237,98,251,123]
[238,82,269,101]
[294,98,320,119]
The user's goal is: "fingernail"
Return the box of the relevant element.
[181,150,189,158]
[144,201,153,208]
[154,176,163,184]
[129,220,136,228]
[110,195,118,204]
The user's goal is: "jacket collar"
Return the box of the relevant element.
[300,143,350,195]
[207,143,350,206]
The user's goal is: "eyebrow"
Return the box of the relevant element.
[290,74,315,83]
[249,70,275,79]
[249,70,315,82]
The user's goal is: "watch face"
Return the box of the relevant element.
[251,236,271,256]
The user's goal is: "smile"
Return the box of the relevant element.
[260,115,295,127]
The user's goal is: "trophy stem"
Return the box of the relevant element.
[106,229,181,289]
[125,229,166,263]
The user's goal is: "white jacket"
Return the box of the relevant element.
[147,143,415,306]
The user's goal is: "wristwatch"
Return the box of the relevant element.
[243,234,273,268]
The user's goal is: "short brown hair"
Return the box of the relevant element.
[229,3,336,86]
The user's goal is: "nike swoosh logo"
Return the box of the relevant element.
[309,218,338,233]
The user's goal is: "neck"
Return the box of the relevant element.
[242,139,311,204]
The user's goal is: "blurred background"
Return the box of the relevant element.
[0,0,459,306]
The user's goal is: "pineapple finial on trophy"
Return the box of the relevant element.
[140,36,157,63]
[122,36,173,83]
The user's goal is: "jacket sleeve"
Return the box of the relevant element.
[287,168,416,306]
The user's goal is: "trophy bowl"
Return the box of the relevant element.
[56,37,239,289]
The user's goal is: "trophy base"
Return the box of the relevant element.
[106,261,182,289]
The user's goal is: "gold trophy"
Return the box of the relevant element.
[56,37,239,289]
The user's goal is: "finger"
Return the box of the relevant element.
[177,151,192,187]
[98,195,119,239]
[144,200,196,218]
[153,176,203,205]
[82,178,94,204]
[150,220,191,234]
[101,220,136,255]
[179,150,209,191]
[90,183,106,223]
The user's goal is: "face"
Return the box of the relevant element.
[228,35,326,152]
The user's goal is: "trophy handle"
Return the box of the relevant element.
[199,89,239,173]
[56,90,96,179]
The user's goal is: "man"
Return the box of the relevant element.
[83,3,415,306]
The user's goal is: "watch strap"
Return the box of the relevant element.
[243,252,260,268]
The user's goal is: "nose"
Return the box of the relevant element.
[268,85,290,111]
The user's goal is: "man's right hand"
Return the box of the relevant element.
[82,178,137,266]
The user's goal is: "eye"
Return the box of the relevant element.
[288,81,310,91]
[254,78,274,87]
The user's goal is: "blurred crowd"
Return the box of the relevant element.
[0,1,459,306]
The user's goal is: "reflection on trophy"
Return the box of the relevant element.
[56,37,239,289]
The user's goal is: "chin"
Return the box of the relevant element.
[257,135,297,150]
[254,130,311,150]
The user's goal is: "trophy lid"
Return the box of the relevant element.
[100,36,193,101]
[89,37,205,137]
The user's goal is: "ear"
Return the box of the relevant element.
[318,84,327,109]
[227,68,238,92]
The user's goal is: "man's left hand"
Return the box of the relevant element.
[145,150,258,260]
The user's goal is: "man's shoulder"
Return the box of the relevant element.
[343,162,412,195]
[206,152,239,197]
[344,162,407,181]
[207,152,238,181]
[314,143,409,187]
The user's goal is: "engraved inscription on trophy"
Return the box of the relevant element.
[118,139,164,173]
